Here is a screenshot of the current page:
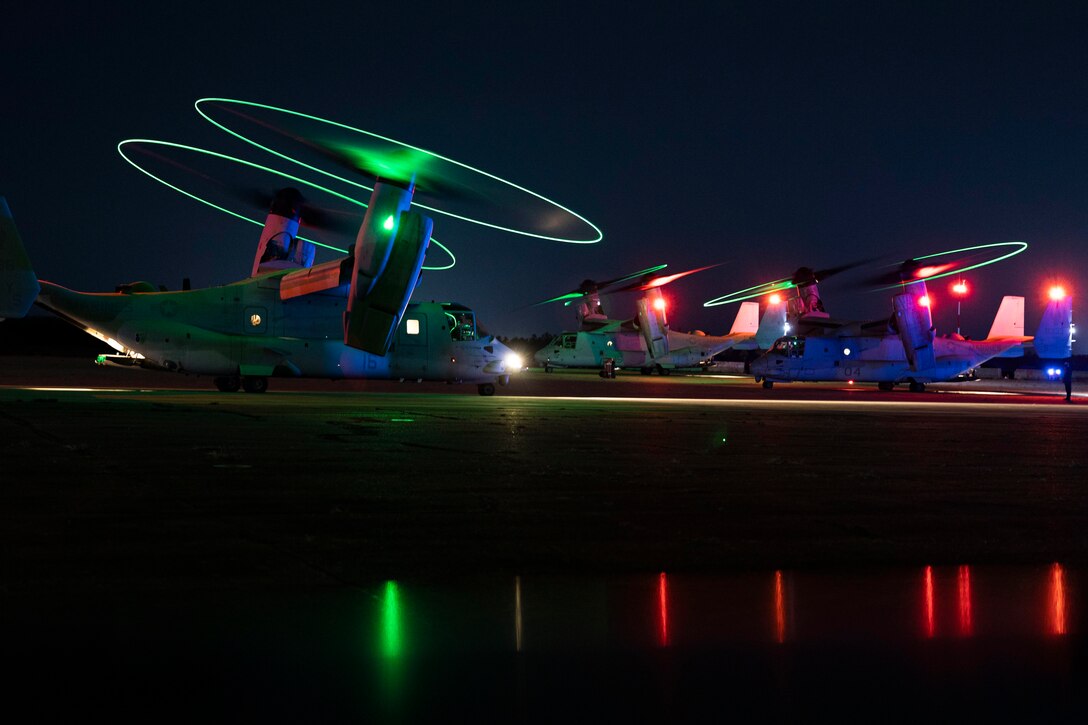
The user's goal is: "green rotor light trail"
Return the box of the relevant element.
[703,277,796,307]
[538,264,669,307]
[870,241,1028,292]
[116,139,457,271]
[704,242,1029,307]
[194,98,603,244]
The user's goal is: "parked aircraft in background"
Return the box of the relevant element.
[751,261,1074,391]
[532,266,786,374]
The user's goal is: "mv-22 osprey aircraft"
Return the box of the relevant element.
[533,266,786,374]
[0,180,523,394]
[750,261,1073,391]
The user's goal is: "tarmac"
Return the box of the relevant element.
[2,355,1085,593]
[3,356,1086,719]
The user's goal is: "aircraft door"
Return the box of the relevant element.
[392,312,430,375]
[396,313,428,353]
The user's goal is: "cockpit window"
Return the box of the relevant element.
[771,336,805,358]
[562,334,577,349]
[444,309,477,341]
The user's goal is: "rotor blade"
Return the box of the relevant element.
[613,263,721,293]
[531,264,669,306]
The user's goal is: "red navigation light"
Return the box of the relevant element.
[952,281,968,296]
[1049,286,1067,301]
[769,293,782,305]
[919,295,931,308]
[653,297,666,312]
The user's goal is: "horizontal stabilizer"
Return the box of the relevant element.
[0,197,41,320]
[728,301,760,335]
[280,258,351,300]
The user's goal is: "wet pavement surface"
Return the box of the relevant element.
[1,358,1086,718]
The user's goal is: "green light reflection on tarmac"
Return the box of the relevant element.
[381,580,403,658]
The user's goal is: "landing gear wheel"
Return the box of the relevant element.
[543,364,552,373]
[657,366,671,376]
[878,381,895,391]
[242,376,268,393]
[762,380,774,389]
[214,376,241,393]
[640,367,653,376]
[908,381,925,393]
[478,383,496,396]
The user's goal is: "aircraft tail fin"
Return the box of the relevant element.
[1033,291,1073,359]
[755,297,788,349]
[728,301,760,335]
[0,197,41,320]
[986,296,1026,339]
[987,295,1026,358]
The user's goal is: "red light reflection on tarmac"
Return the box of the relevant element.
[515,575,524,652]
[958,566,973,637]
[923,566,936,638]
[774,570,786,644]
[657,572,669,647]
[1050,563,1067,636]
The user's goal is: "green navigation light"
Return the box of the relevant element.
[383,215,395,231]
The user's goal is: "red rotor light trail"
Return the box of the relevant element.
[915,263,956,279]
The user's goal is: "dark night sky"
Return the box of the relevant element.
[2,1,1086,346]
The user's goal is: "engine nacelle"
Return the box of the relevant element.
[893,280,936,372]
[251,188,314,276]
[344,209,431,355]
[637,288,669,359]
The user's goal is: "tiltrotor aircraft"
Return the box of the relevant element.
[533,266,786,374]
[0,181,523,395]
[750,261,1074,391]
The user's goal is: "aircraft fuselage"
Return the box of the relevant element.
[535,328,739,371]
[35,271,518,386]
[752,333,1019,384]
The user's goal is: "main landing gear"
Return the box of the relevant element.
[214,375,267,393]
[477,383,496,396]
